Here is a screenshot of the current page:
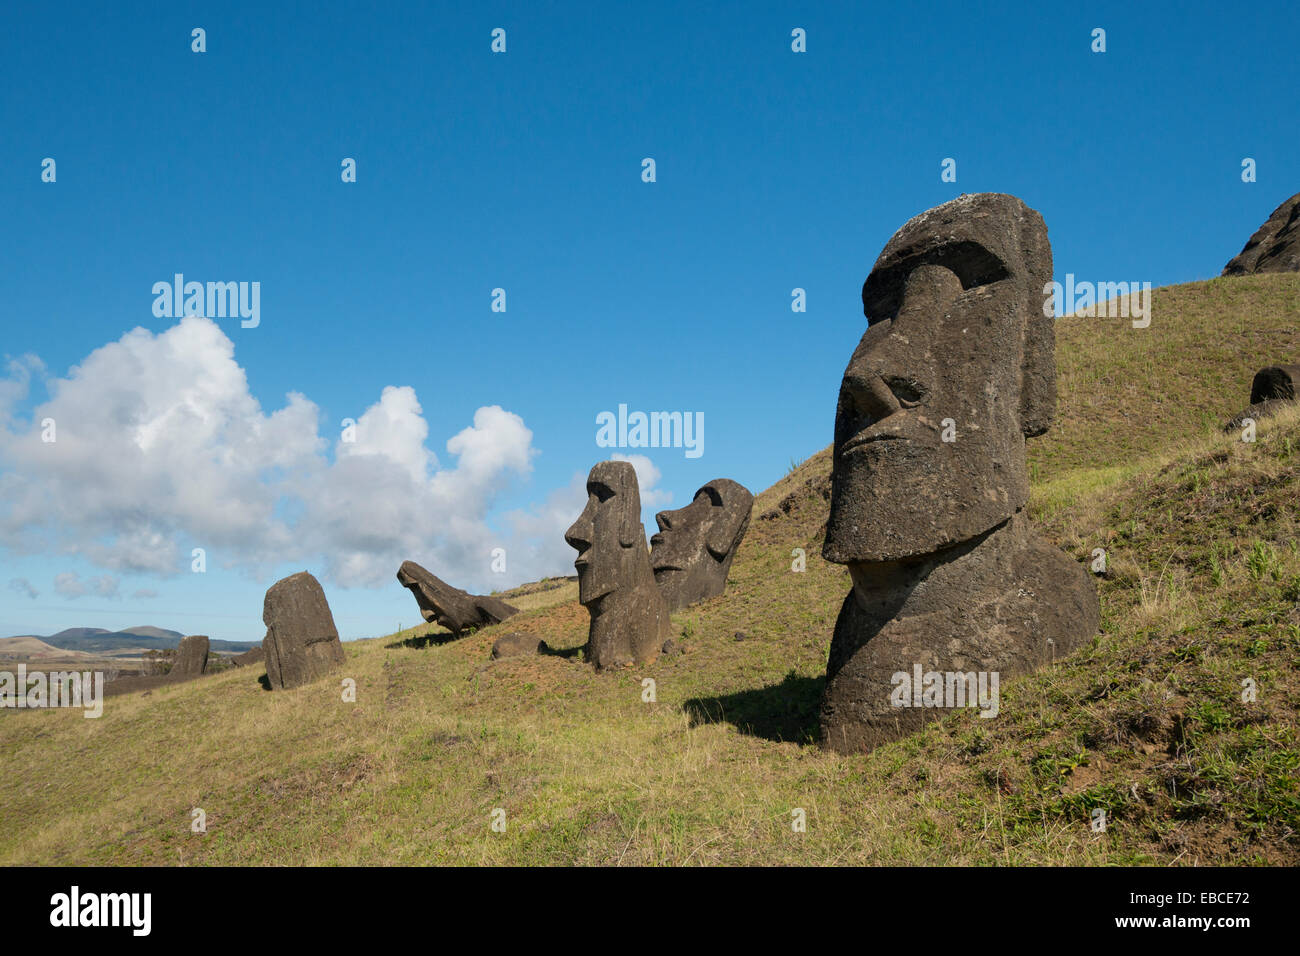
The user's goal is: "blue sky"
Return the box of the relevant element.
[0,0,1296,642]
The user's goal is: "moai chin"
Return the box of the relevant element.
[650,478,754,612]
[565,460,670,669]
[819,192,1101,754]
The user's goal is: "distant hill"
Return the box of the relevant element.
[2,626,258,656]
[0,637,97,660]
[115,625,180,640]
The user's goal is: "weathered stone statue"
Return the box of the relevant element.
[1224,363,1300,431]
[650,479,754,611]
[1223,192,1300,275]
[230,645,264,668]
[170,634,209,677]
[396,561,519,637]
[565,460,670,668]
[820,192,1100,754]
[1250,364,1300,404]
[262,571,346,690]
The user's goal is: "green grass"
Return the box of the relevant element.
[1,274,1298,865]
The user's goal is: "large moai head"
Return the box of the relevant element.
[565,460,648,607]
[823,193,1055,564]
[565,460,669,668]
[650,478,754,611]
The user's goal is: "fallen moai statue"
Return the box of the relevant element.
[395,561,519,637]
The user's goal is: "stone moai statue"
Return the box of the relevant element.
[565,460,671,669]
[820,192,1100,754]
[170,634,209,677]
[262,571,346,690]
[1250,365,1300,404]
[396,561,519,637]
[650,478,754,611]
[1225,363,1300,431]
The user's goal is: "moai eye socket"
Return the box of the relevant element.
[884,376,929,408]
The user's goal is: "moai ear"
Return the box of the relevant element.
[1016,208,1056,438]
[704,481,754,560]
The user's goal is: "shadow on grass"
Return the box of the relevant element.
[685,671,824,745]
[388,629,586,660]
[386,630,462,650]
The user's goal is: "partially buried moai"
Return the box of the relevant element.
[650,479,753,612]
[565,460,671,669]
[170,634,210,677]
[1224,364,1300,431]
[262,571,346,690]
[820,192,1100,754]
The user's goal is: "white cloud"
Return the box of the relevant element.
[7,577,38,599]
[52,572,85,599]
[501,470,589,576]
[336,385,435,484]
[53,571,119,600]
[0,355,44,423]
[0,318,578,594]
[131,588,159,600]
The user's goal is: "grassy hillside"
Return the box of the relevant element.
[1,274,1297,865]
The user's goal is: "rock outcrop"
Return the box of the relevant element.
[1223,192,1300,275]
